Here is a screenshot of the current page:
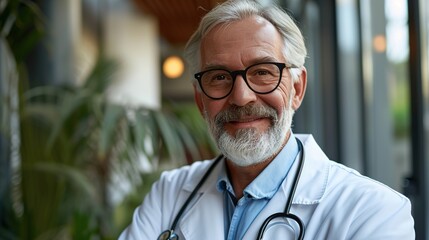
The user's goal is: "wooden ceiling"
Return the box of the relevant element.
[132,0,227,45]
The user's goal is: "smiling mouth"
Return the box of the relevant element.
[214,104,278,129]
[225,116,271,129]
[229,116,268,123]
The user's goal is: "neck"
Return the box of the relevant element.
[225,132,291,199]
[226,159,271,199]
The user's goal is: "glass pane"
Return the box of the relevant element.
[385,0,412,192]
[286,0,413,192]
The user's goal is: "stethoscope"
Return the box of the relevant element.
[158,138,306,240]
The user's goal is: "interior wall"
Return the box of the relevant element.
[104,8,160,109]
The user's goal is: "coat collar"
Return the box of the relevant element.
[244,134,330,238]
[179,157,225,239]
[291,134,330,204]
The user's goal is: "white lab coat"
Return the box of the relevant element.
[119,134,415,239]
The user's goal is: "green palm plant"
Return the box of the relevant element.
[1,0,45,239]
[1,1,217,239]
[17,56,218,239]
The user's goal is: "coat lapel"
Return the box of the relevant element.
[178,159,225,239]
[243,134,330,239]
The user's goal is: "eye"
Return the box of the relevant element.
[256,70,270,76]
[212,74,227,81]
[249,68,273,77]
[203,70,231,82]
[248,64,279,78]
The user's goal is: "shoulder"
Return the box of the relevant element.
[326,160,409,204]
[142,159,219,227]
[155,159,214,190]
[324,161,414,237]
[159,159,214,182]
[118,159,218,239]
[300,138,414,237]
[291,134,413,237]
[297,134,410,205]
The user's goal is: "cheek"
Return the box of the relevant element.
[277,81,293,99]
[259,93,285,118]
[263,84,292,113]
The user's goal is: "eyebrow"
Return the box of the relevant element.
[248,56,280,65]
[202,64,228,71]
[202,56,282,71]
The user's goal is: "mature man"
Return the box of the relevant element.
[120,0,415,239]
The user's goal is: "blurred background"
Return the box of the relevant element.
[0,0,428,239]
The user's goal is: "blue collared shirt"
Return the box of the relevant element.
[216,134,299,240]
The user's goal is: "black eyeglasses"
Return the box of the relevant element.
[194,62,297,100]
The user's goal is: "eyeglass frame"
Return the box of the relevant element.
[194,62,298,100]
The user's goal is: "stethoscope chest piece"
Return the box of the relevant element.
[158,229,178,240]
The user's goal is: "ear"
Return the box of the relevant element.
[193,84,205,116]
[291,67,307,110]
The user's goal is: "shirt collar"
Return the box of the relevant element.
[216,133,299,200]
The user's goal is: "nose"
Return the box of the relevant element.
[227,74,257,106]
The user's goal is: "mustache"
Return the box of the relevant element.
[214,104,278,125]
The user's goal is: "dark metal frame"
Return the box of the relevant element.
[282,0,341,162]
[407,0,428,238]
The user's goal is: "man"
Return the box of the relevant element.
[120,0,415,239]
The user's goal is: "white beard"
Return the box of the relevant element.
[205,99,295,167]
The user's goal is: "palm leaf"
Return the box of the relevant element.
[152,110,186,164]
[98,104,125,159]
[1,0,44,62]
[27,162,97,203]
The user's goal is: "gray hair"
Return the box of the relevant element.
[184,0,307,82]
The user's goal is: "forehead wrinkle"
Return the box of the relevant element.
[200,16,285,70]
[203,55,280,72]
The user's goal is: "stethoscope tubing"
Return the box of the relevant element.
[170,154,224,230]
[163,138,305,239]
[256,138,305,239]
